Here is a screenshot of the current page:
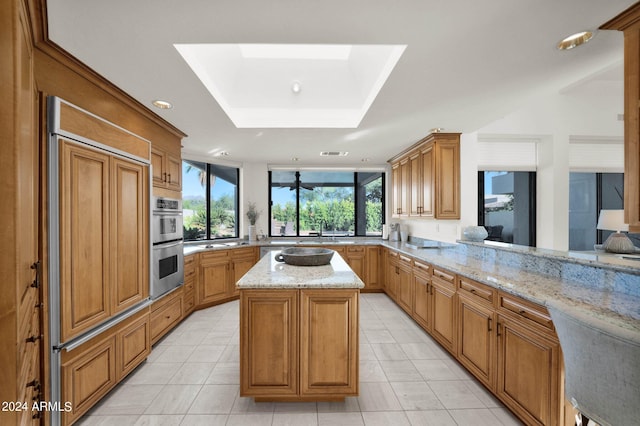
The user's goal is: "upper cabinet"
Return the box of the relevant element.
[389,132,461,219]
[151,147,182,192]
[601,3,640,232]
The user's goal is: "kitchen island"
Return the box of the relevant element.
[237,250,364,401]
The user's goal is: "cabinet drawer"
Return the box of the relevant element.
[432,267,455,283]
[459,277,494,305]
[347,246,365,254]
[201,250,230,263]
[183,289,195,314]
[499,293,554,331]
[232,247,257,259]
[151,295,183,343]
[413,260,431,277]
[388,250,399,260]
[398,254,413,269]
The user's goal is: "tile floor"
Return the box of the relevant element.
[79,293,523,425]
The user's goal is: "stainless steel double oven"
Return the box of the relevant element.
[151,196,184,299]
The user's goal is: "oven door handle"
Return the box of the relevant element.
[154,241,184,249]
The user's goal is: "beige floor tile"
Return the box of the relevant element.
[361,410,410,426]
[412,359,460,381]
[226,412,274,425]
[404,410,457,425]
[178,414,228,425]
[359,359,388,382]
[317,397,360,413]
[371,343,408,360]
[186,345,225,363]
[187,384,238,414]
[273,402,318,413]
[427,380,486,409]
[272,412,319,425]
[143,385,202,415]
[448,408,505,425]
[75,415,141,425]
[218,344,239,362]
[318,412,364,425]
[231,396,276,413]
[93,384,164,415]
[399,342,441,360]
[205,362,240,384]
[357,382,403,412]
[359,343,378,361]
[363,329,396,344]
[390,381,443,411]
[464,379,503,408]
[152,346,197,363]
[379,360,422,382]
[125,363,182,385]
[169,363,215,385]
[490,407,524,425]
[133,414,184,425]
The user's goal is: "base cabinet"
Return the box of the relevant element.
[240,288,359,400]
[457,293,495,389]
[198,247,259,306]
[61,309,150,425]
[430,268,457,354]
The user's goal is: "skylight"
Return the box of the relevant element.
[174,43,406,128]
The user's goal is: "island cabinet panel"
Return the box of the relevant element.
[344,246,366,283]
[240,290,298,396]
[364,246,381,290]
[230,247,259,297]
[300,290,359,396]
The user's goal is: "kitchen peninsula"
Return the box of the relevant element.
[237,250,363,401]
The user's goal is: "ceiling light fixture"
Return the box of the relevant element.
[216,151,229,156]
[557,31,594,50]
[152,99,173,109]
[291,80,301,94]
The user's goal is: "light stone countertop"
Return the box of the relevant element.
[236,249,365,289]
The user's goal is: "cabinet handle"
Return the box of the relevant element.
[30,260,41,288]
[25,335,41,343]
[496,322,502,337]
[487,317,492,332]
[469,288,476,293]
[168,173,171,183]
[430,283,434,295]
[26,380,40,389]
[163,172,167,182]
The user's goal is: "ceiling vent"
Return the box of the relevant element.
[320,151,349,157]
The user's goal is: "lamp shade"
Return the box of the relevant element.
[596,209,629,232]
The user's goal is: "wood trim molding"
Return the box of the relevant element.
[600,2,640,30]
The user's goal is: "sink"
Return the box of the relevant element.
[202,243,226,248]
[224,241,249,247]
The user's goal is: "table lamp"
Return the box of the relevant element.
[596,209,635,254]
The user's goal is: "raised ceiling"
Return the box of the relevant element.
[46,0,634,166]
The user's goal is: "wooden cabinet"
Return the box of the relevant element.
[385,249,399,299]
[198,247,258,307]
[240,289,299,397]
[601,4,640,232]
[183,254,197,316]
[412,260,431,331]
[59,138,149,343]
[344,246,366,282]
[457,278,496,389]
[240,288,359,400]
[61,309,150,424]
[364,246,381,290]
[496,305,560,426]
[151,147,181,192]
[395,254,413,315]
[150,288,183,344]
[389,132,460,220]
[430,267,457,355]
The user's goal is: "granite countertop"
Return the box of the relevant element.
[185,237,640,342]
[236,249,365,289]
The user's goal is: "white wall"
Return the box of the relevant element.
[240,162,269,238]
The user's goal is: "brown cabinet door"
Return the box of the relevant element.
[496,314,560,426]
[231,255,257,297]
[397,265,413,315]
[166,154,182,191]
[300,289,359,396]
[150,148,165,186]
[117,313,150,380]
[408,152,421,216]
[391,163,401,217]
[60,139,111,342]
[62,336,117,425]
[431,278,457,354]
[365,246,380,289]
[240,290,299,397]
[399,158,410,216]
[111,157,149,313]
[457,293,495,389]
[412,273,431,331]
[420,143,434,217]
[434,140,460,219]
[199,260,230,304]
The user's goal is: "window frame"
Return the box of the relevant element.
[182,160,240,241]
[268,170,385,238]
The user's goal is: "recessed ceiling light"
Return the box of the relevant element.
[320,151,349,157]
[291,157,299,162]
[557,31,594,50]
[361,158,371,162]
[152,99,173,109]
[216,151,229,156]
[291,81,301,94]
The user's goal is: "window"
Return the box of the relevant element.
[269,170,384,237]
[182,160,239,241]
[568,172,628,251]
[478,171,536,247]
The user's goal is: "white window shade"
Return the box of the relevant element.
[569,138,624,172]
[477,141,537,171]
